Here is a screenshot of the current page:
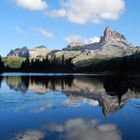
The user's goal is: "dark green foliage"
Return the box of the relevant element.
[2,52,140,74]
[0,56,4,73]
[77,52,140,74]
[19,55,74,73]
[0,76,2,88]
[21,57,30,72]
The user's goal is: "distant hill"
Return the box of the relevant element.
[7,45,51,58]
[7,47,29,58]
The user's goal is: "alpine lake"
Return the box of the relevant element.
[0,73,140,140]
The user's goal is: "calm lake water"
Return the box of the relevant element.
[0,74,140,140]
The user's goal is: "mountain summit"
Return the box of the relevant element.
[6,26,138,66]
[100,26,126,45]
[62,26,134,53]
[100,26,133,49]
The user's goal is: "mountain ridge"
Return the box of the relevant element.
[6,26,139,66]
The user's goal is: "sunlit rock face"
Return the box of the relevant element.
[7,46,51,59]
[99,26,135,55]
[100,26,127,45]
[63,42,84,51]
[29,46,51,59]
[63,26,133,52]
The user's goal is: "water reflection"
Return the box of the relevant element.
[0,76,2,88]
[13,130,45,140]
[5,76,29,93]
[12,118,121,140]
[3,75,140,116]
[0,75,140,140]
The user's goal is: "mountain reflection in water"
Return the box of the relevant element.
[2,75,140,117]
[1,75,140,140]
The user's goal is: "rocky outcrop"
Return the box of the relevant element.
[62,26,134,52]
[63,42,84,51]
[7,46,51,59]
[100,26,126,45]
[29,46,51,59]
[99,26,134,51]
[7,47,29,58]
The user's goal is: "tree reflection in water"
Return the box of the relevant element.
[3,75,140,116]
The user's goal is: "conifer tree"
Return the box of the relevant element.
[0,55,4,73]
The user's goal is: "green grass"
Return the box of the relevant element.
[2,56,25,68]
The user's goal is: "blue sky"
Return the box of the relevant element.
[0,0,140,56]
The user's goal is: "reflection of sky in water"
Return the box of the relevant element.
[0,76,140,140]
[13,119,121,140]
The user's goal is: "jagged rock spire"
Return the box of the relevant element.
[104,26,112,36]
[102,26,112,44]
[100,26,127,45]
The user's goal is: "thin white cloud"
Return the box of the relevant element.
[46,0,125,24]
[16,26,28,36]
[14,0,48,10]
[32,27,54,39]
[46,9,66,19]
[13,0,125,24]
[64,35,100,44]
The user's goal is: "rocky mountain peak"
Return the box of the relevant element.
[104,26,111,34]
[103,26,112,42]
[29,46,51,59]
[6,26,136,64]
[62,26,133,52]
[100,26,127,45]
